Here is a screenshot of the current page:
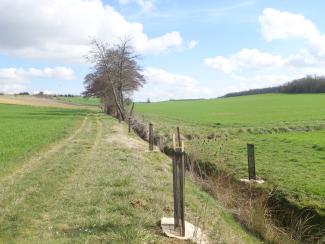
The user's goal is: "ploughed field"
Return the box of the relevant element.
[135,94,325,217]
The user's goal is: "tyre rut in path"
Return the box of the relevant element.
[0,115,99,240]
[0,115,89,193]
[23,117,107,240]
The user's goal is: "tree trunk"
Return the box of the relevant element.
[129,102,135,117]
[108,78,125,120]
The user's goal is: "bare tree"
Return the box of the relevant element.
[84,38,145,120]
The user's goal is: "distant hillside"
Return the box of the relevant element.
[224,75,325,97]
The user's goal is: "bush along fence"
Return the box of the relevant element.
[126,114,325,243]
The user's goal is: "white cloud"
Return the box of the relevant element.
[135,32,183,54]
[205,8,325,93]
[205,56,233,74]
[259,8,325,55]
[259,8,320,41]
[189,40,199,49]
[205,49,284,73]
[0,0,183,61]
[133,67,214,101]
[0,67,75,93]
[205,48,325,87]
[21,67,75,80]
[118,0,154,12]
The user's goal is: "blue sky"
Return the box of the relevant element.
[1,0,325,101]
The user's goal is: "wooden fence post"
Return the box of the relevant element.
[149,122,153,151]
[172,134,176,150]
[173,148,179,228]
[158,137,163,151]
[177,127,181,147]
[179,144,185,236]
[128,117,131,133]
[247,144,256,180]
[173,145,185,236]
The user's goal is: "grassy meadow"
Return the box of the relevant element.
[135,94,325,216]
[56,96,100,106]
[137,94,325,128]
[0,102,259,243]
[0,103,88,176]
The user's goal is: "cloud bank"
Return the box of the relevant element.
[205,8,325,87]
[0,0,183,62]
[118,0,155,12]
[0,67,75,93]
[133,67,213,101]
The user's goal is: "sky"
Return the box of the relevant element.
[1,0,325,101]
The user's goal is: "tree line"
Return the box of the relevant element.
[224,75,325,97]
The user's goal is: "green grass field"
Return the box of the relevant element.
[0,103,259,243]
[56,96,100,106]
[135,94,325,216]
[137,94,325,128]
[0,104,88,176]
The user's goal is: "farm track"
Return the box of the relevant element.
[16,116,104,241]
[0,115,89,196]
[0,115,97,240]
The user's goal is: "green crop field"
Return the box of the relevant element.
[135,94,325,217]
[136,94,325,129]
[56,96,100,106]
[0,103,88,176]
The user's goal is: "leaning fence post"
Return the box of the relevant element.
[173,148,179,228]
[177,127,181,147]
[172,134,176,150]
[158,137,163,151]
[149,122,153,151]
[161,139,207,240]
[247,144,256,180]
[159,137,162,151]
[173,142,185,237]
[180,141,185,236]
